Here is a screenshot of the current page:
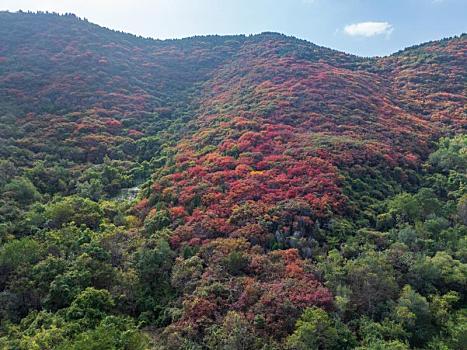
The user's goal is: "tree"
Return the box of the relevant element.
[0,237,42,273]
[344,251,398,317]
[429,135,466,173]
[409,252,467,294]
[221,251,249,276]
[386,188,441,224]
[3,177,40,205]
[171,256,204,295]
[77,179,104,201]
[66,288,114,328]
[392,285,435,347]
[204,311,261,350]
[44,196,103,229]
[427,308,467,350]
[135,238,175,325]
[286,307,355,350]
[26,161,71,195]
[0,160,17,187]
[457,194,467,225]
[57,316,148,350]
[357,317,408,348]
[355,340,409,350]
[1,311,67,350]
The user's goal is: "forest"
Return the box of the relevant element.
[0,11,466,350]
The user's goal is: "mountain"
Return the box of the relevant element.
[0,12,465,350]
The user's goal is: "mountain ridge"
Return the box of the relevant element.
[3,11,465,57]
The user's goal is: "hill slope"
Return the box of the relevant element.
[0,12,465,350]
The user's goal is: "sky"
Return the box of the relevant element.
[1,0,466,57]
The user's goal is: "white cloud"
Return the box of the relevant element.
[344,21,393,37]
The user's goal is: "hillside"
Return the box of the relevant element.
[0,12,466,350]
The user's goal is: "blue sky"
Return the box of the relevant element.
[1,0,466,56]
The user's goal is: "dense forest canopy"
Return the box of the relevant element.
[0,11,466,350]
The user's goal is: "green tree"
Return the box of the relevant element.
[44,196,103,229]
[457,194,467,225]
[392,285,436,347]
[77,178,104,201]
[286,307,355,350]
[3,177,40,205]
[345,251,398,317]
[0,237,42,273]
[221,251,249,276]
[66,287,114,328]
[135,239,175,325]
[429,135,467,173]
[57,316,148,350]
[409,252,467,294]
[0,159,17,187]
[355,340,409,350]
